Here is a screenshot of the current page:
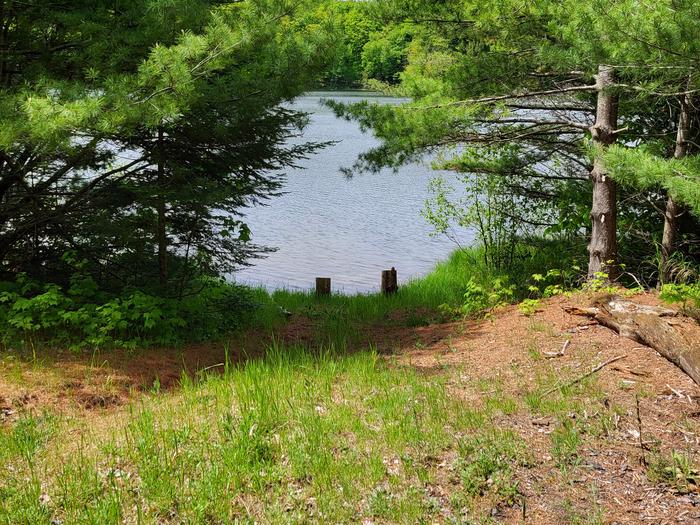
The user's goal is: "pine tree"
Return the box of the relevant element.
[0,1,334,290]
[334,0,700,282]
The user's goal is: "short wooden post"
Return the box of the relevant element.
[315,277,331,296]
[381,267,398,295]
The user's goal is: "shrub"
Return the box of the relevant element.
[0,273,261,351]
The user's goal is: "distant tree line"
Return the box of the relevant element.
[320,1,413,88]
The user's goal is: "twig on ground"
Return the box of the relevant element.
[542,355,627,396]
[636,393,647,467]
[201,363,225,372]
[666,384,685,398]
[545,339,570,358]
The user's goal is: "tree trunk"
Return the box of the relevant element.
[588,65,619,280]
[157,127,168,288]
[660,92,692,285]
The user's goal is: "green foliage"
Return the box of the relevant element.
[0,0,336,295]
[319,1,381,86]
[518,298,541,316]
[457,277,515,317]
[606,145,700,218]
[361,24,413,84]
[660,282,700,311]
[0,271,261,350]
[424,173,523,271]
[527,268,578,298]
[331,0,700,286]
[648,451,700,494]
[317,1,412,87]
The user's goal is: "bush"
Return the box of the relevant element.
[0,272,262,351]
[660,282,700,321]
[660,282,700,310]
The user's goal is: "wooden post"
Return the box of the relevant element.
[315,277,331,296]
[381,267,398,295]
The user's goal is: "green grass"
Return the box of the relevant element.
[273,248,486,312]
[647,450,700,494]
[248,244,573,348]
[0,242,600,523]
[0,345,523,524]
[242,249,490,347]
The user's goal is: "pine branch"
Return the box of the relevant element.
[421,84,599,109]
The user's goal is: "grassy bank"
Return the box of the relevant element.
[2,245,699,524]
[3,311,676,525]
[251,242,583,347]
[0,242,582,355]
[0,346,524,524]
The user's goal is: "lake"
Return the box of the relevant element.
[232,91,471,294]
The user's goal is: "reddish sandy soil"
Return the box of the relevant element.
[1,291,699,524]
[393,293,700,524]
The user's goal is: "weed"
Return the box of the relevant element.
[456,429,524,504]
[526,340,543,361]
[648,450,700,493]
[485,395,519,416]
[518,298,541,316]
[551,418,582,470]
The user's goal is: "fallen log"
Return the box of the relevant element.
[564,296,700,386]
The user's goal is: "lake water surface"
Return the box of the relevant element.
[233,91,471,294]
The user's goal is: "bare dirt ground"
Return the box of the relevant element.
[392,293,700,524]
[2,291,699,524]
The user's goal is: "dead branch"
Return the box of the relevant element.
[542,354,627,396]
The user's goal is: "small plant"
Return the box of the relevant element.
[461,277,516,316]
[527,268,577,299]
[648,451,700,493]
[551,418,582,470]
[660,282,700,311]
[526,340,543,361]
[584,270,620,294]
[518,298,541,316]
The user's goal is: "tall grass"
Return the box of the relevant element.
[0,345,521,524]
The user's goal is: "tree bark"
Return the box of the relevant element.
[157,127,168,288]
[565,297,700,386]
[660,92,692,285]
[588,65,620,280]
